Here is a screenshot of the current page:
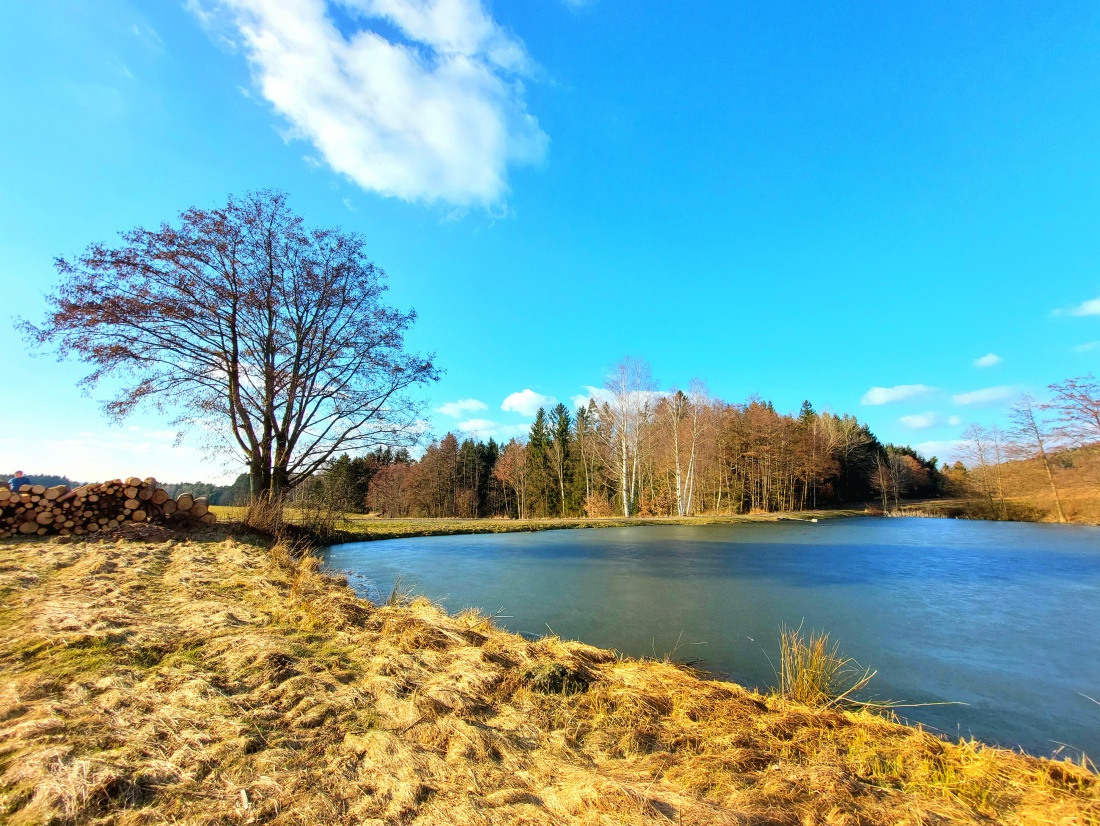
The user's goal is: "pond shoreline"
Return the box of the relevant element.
[325,517,1100,761]
[214,500,1099,548]
[326,508,869,542]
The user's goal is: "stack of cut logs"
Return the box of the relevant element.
[0,476,217,539]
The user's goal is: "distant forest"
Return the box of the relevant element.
[313,383,942,519]
[2,473,83,490]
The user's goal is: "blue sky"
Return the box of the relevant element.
[1,0,1099,483]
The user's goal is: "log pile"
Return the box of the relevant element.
[0,476,216,539]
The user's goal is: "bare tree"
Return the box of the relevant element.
[493,440,529,519]
[662,389,689,516]
[25,191,437,499]
[661,380,710,516]
[869,454,892,511]
[574,402,598,504]
[1009,394,1066,523]
[1046,374,1100,445]
[959,423,1008,518]
[599,357,656,517]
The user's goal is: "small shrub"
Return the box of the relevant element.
[583,494,615,518]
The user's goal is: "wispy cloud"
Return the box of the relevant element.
[861,384,937,406]
[1074,341,1099,353]
[973,353,1002,368]
[191,0,548,207]
[131,21,165,50]
[434,398,488,417]
[952,386,1017,406]
[501,388,557,417]
[900,412,963,429]
[1053,295,1100,317]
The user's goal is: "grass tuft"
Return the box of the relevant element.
[777,622,876,709]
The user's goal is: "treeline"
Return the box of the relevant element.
[320,362,943,518]
[2,473,82,490]
[162,475,252,507]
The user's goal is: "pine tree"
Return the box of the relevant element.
[548,403,573,516]
[527,409,552,516]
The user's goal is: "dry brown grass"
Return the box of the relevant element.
[998,444,1100,524]
[0,529,1096,825]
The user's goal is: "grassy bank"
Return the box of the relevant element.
[209,507,867,542]
[0,526,1096,824]
[893,498,1100,525]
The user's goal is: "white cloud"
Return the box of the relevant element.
[973,353,1002,368]
[434,397,488,417]
[860,384,937,405]
[899,412,965,429]
[193,0,548,206]
[952,386,1017,406]
[570,385,614,410]
[914,440,966,462]
[1055,296,1100,317]
[900,412,940,429]
[501,388,557,417]
[1074,341,1099,352]
[455,418,530,440]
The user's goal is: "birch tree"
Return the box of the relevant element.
[599,357,656,517]
[661,381,710,516]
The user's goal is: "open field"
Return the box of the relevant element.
[1,525,1097,824]
[208,507,869,542]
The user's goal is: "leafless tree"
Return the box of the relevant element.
[959,423,1008,518]
[1046,374,1100,445]
[1009,394,1066,523]
[24,190,438,498]
[493,440,529,519]
[599,357,656,517]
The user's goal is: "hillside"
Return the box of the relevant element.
[0,527,1096,824]
[930,444,1100,524]
[1001,443,1100,523]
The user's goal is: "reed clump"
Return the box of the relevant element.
[0,528,1096,825]
[777,623,876,709]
